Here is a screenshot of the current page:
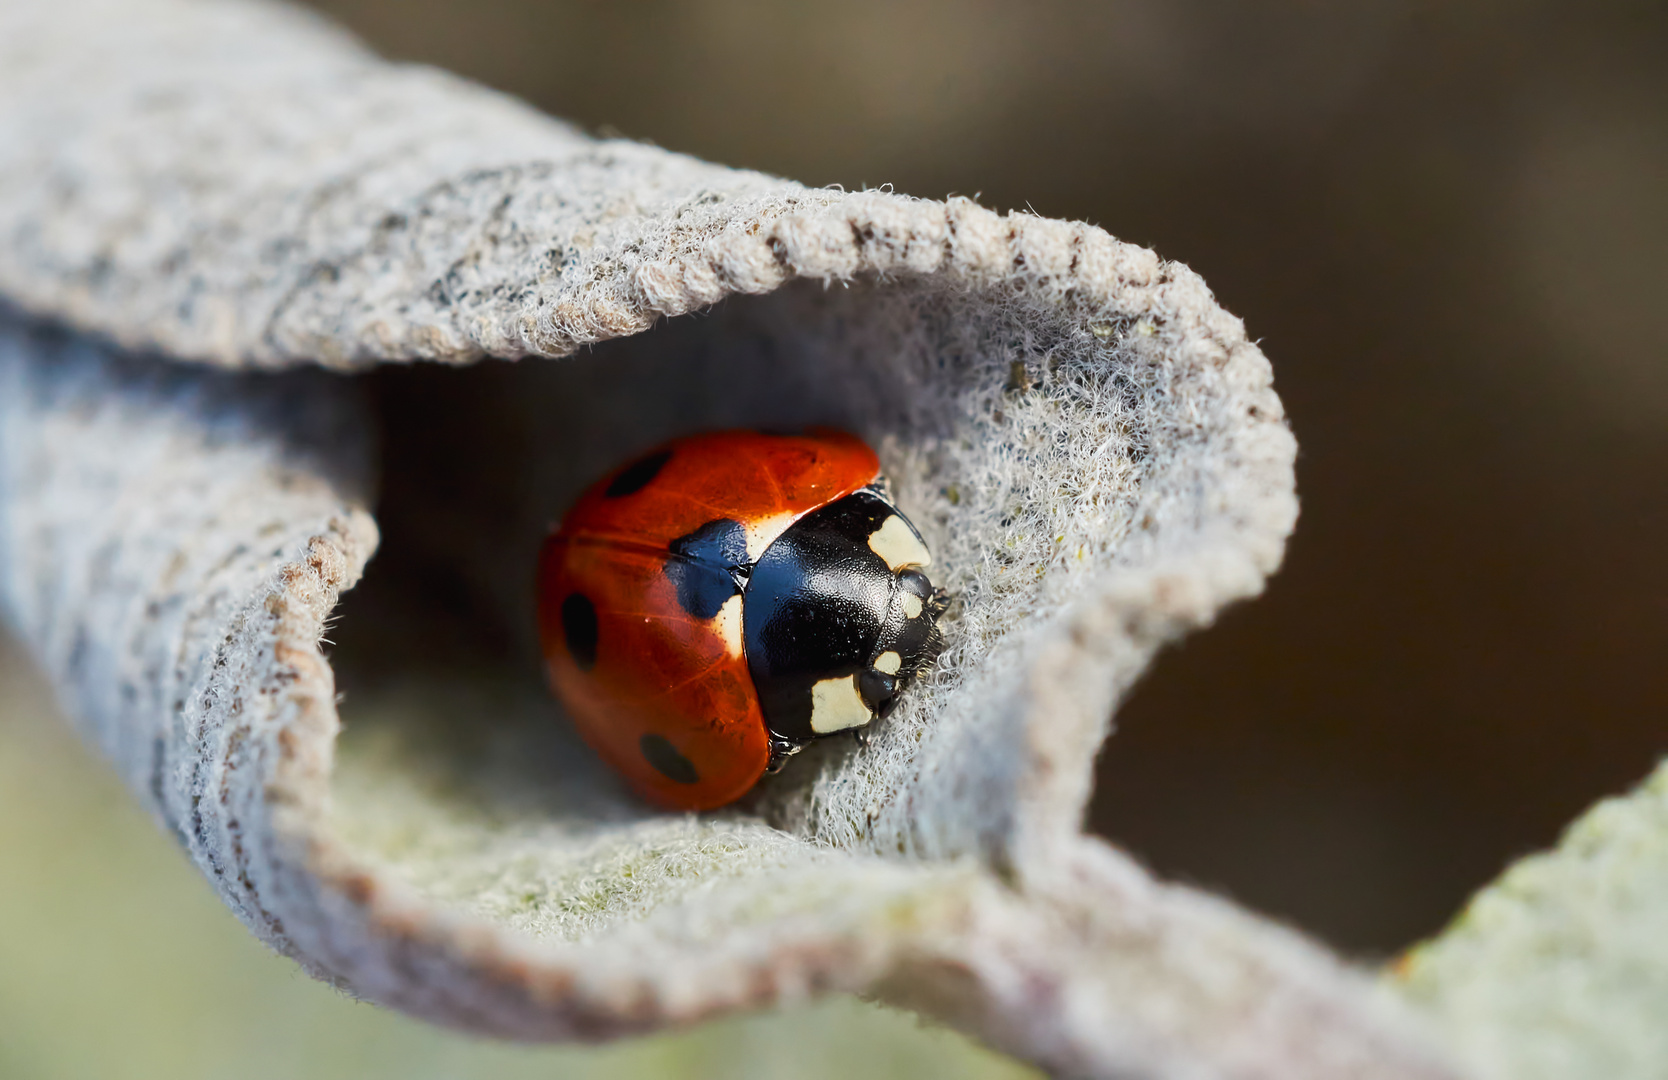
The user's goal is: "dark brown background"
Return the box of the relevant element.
[305,0,1668,954]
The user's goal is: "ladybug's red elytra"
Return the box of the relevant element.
[537,430,947,810]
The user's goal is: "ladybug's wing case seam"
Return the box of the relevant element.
[559,430,880,555]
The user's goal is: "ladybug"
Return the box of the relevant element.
[537,430,946,810]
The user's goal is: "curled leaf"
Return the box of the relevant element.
[0,1,1463,1076]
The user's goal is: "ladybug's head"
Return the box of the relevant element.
[743,489,946,752]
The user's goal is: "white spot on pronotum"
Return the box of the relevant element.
[712,593,743,657]
[745,511,797,561]
[901,593,924,620]
[867,514,931,571]
[809,674,872,734]
[874,651,902,675]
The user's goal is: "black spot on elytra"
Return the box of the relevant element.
[605,449,673,497]
[561,593,598,670]
[640,733,699,784]
[665,518,749,619]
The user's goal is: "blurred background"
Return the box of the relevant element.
[3,0,1664,1076]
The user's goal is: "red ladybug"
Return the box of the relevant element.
[537,430,946,810]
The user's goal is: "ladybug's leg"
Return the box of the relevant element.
[851,726,873,750]
[764,733,808,775]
